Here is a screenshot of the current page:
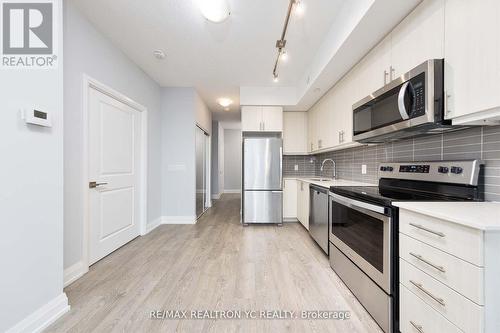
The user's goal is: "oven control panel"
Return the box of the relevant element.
[378,160,483,186]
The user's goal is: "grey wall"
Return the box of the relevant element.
[224,129,242,191]
[161,88,197,218]
[284,125,500,201]
[0,4,64,331]
[63,2,162,269]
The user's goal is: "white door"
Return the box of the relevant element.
[241,106,263,131]
[88,87,142,264]
[444,0,500,120]
[390,0,445,78]
[283,179,298,219]
[262,106,283,132]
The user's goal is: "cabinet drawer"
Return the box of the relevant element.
[399,209,483,266]
[400,284,462,333]
[400,258,483,332]
[400,233,484,305]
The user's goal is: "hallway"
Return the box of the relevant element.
[47,194,380,333]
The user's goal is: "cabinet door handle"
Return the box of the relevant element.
[384,70,389,85]
[410,321,424,333]
[409,223,445,237]
[409,280,446,306]
[409,252,446,273]
[445,93,452,116]
[263,122,265,131]
[390,65,395,81]
[89,181,108,188]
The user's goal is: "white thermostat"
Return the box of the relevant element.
[22,108,52,127]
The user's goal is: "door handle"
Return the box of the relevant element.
[398,81,411,120]
[383,70,389,85]
[390,65,395,81]
[409,252,446,273]
[89,181,108,188]
[409,280,446,306]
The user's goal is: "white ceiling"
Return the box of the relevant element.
[71,0,421,120]
[70,0,345,119]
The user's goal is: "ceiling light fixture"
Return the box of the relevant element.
[294,0,305,16]
[153,49,166,60]
[280,50,289,62]
[217,97,233,108]
[272,0,303,81]
[199,0,231,23]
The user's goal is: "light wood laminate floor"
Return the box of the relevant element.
[47,194,382,333]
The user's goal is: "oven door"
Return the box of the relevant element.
[329,193,392,293]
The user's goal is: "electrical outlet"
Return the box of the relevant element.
[362,164,367,174]
[294,164,299,171]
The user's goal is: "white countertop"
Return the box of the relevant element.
[283,177,377,188]
[394,202,500,231]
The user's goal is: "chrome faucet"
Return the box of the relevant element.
[321,159,336,179]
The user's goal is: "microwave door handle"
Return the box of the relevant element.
[398,81,410,120]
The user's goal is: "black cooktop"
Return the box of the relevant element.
[330,178,483,207]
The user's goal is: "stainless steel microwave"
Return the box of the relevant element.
[352,59,454,143]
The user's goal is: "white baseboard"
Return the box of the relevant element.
[224,189,241,194]
[6,293,70,333]
[63,261,88,287]
[211,193,221,200]
[142,217,162,235]
[161,216,197,224]
[283,218,299,223]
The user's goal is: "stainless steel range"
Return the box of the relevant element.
[328,160,484,333]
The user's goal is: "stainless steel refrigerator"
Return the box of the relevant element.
[242,137,283,224]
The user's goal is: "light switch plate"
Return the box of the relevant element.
[294,165,299,171]
[362,164,367,174]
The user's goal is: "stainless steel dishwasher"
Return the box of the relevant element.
[309,184,329,254]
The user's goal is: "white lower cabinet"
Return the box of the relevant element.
[297,181,310,230]
[399,208,500,333]
[400,284,462,333]
[283,179,298,220]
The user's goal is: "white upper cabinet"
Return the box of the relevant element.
[241,106,283,132]
[262,106,283,132]
[444,0,500,124]
[356,34,392,98]
[308,107,318,152]
[241,106,262,132]
[283,112,308,155]
[390,0,445,78]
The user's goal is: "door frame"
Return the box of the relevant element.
[82,75,148,270]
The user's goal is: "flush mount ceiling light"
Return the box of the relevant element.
[153,49,166,60]
[217,97,233,108]
[199,0,231,23]
[272,0,303,82]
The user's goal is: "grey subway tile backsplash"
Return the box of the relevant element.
[283,125,500,201]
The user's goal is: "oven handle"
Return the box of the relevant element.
[330,193,387,216]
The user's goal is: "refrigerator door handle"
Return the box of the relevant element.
[279,146,283,189]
